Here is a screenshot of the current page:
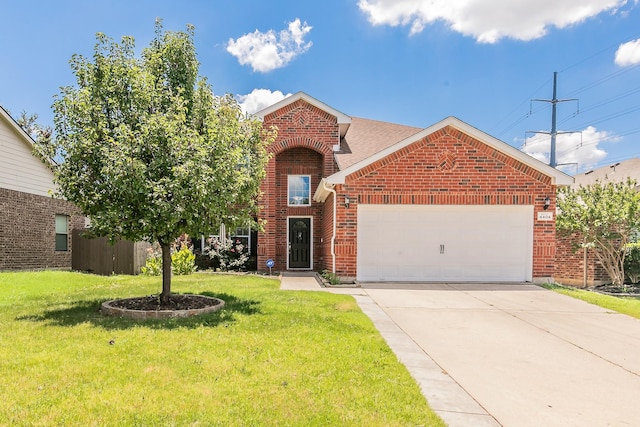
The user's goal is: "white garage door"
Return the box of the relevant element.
[357,205,533,282]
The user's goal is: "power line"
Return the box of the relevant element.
[569,104,640,129]
[559,29,640,74]
[492,77,551,137]
[494,29,640,141]
[564,63,640,97]
[558,85,640,125]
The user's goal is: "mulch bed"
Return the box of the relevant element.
[591,284,640,297]
[108,294,222,311]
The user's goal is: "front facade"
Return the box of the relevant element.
[0,106,83,270]
[255,93,572,282]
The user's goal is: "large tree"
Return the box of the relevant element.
[557,179,640,286]
[53,22,274,301]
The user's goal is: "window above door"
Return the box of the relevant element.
[288,175,311,206]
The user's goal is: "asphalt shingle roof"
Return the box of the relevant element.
[572,158,640,189]
[335,116,422,170]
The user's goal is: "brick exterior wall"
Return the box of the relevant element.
[0,187,84,270]
[555,234,609,287]
[258,100,340,272]
[319,192,336,273]
[258,100,557,281]
[333,125,557,279]
[273,147,324,269]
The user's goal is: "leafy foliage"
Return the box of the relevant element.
[12,110,56,168]
[141,248,163,276]
[557,179,640,286]
[321,269,341,285]
[142,243,196,276]
[172,243,197,275]
[52,21,275,299]
[204,237,249,271]
[625,243,640,284]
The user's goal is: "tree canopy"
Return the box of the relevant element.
[13,110,55,167]
[557,179,640,286]
[53,21,275,300]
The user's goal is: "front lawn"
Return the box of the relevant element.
[544,283,640,319]
[0,271,443,426]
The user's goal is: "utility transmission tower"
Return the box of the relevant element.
[530,72,579,168]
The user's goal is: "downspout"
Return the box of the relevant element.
[322,180,337,274]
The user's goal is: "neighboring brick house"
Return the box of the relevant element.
[254,93,573,282]
[0,105,83,270]
[555,158,640,287]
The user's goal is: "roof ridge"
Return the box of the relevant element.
[350,115,422,130]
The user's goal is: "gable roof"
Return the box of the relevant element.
[335,117,422,170]
[253,92,352,137]
[573,158,640,189]
[0,104,39,147]
[0,105,56,197]
[320,116,574,189]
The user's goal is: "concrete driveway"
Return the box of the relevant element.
[360,283,640,427]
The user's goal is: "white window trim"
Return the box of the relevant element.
[55,214,69,252]
[287,175,311,207]
[203,224,252,250]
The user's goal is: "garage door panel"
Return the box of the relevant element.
[357,205,533,282]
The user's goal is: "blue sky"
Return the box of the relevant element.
[1,0,640,174]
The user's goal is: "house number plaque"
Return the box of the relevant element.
[537,212,553,221]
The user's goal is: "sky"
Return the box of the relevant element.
[1,0,640,175]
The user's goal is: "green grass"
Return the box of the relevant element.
[544,283,640,319]
[0,271,444,426]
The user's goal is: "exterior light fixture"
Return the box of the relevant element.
[543,196,551,210]
[344,195,350,209]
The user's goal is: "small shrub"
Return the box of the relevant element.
[625,243,640,284]
[141,247,162,276]
[141,241,196,276]
[204,237,249,271]
[172,243,197,275]
[321,269,341,285]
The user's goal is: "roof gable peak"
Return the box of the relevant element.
[0,104,38,148]
[254,92,351,137]
[325,115,573,187]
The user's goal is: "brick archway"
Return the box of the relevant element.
[258,142,335,272]
[269,136,333,156]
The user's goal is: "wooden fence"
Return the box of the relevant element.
[72,229,150,275]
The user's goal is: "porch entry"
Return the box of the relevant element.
[288,217,311,269]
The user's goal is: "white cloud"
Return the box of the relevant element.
[521,126,615,172]
[226,19,312,72]
[237,89,292,115]
[615,38,640,66]
[358,0,630,43]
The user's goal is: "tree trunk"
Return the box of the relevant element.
[160,240,172,303]
[593,244,625,286]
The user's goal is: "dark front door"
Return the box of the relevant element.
[289,217,311,269]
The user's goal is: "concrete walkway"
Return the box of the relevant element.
[279,274,640,427]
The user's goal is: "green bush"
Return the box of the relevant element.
[321,269,341,285]
[141,249,162,276]
[141,243,196,276]
[172,243,196,275]
[625,243,640,284]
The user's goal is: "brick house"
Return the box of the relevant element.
[254,93,573,282]
[0,106,83,270]
[555,158,640,287]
